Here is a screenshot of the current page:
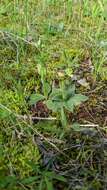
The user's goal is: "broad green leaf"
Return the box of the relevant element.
[52,94,63,101]
[49,88,62,100]
[68,94,88,106]
[64,101,74,112]
[29,94,45,105]
[45,100,56,111]
[46,100,63,112]
[64,84,75,100]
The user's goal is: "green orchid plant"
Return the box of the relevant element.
[29,82,88,127]
[45,83,88,127]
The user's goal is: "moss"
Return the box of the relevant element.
[4,141,40,178]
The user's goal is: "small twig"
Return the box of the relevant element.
[16,114,57,121]
[79,121,104,137]
[79,124,99,127]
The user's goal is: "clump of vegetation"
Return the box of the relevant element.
[0,0,107,189]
